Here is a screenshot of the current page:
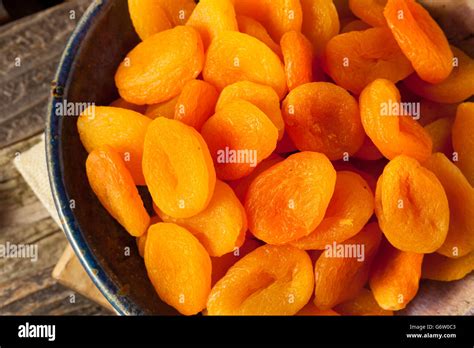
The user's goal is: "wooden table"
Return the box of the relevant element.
[0,0,110,315]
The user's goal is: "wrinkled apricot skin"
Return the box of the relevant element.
[115,26,204,105]
[156,180,247,257]
[452,103,474,186]
[422,252,474,282]
[324,28,414,95]
[233,0,302,42]
[300,0,340,57]
[245,152,336,245]
[216,81,285,140]
[314,223,382,309]
[236,15,282,58]
[375,155,449,253]
[280,31,314,91]
[142,118,216,219]
[204,31,287,100]
[296,302,340,316]
[349,0,387,27]
[145,96,179,120]
[145,223,211,315]
[186,0,238,49]
[207,244,314,315]
[424,118,454,156]
[334,288,393,316]
[86,146,150,237]
[109,98,147,114]
[174,80,219,131]
[77,106,151,186]
[201,99,278,181]
[369,240,423,311]
[404,46,474,104]
[128,0,172,41]
[292,171,374,250]
[360,79,432,162]
[424,153,474,258]
[384,0,453,84]
[282,82,365,160]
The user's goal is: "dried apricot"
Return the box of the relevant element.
[349,0,387,27]
[452,103,474,186]
[201,99,278,181]
[115,26,204,105]
[156,0,196,26]
[207,244,313,315]
[186,0,238,49]
[297,302,340,316]
[422,252,474,282]
[280,31,314,91]
[216,81,284,140]
[369,239,423,311]
[145,96,179,120]
[424,153,474,258]
[236,15,282,57]
[203,31,287,99]
[282,82,365,160]
[375,155,449,253]
[142,118,216,218]
[424,118,454,156]
[245,152,336,245]
[109,98,147,114]
[174,80,218,131]
[156,180,247,257]
[86,146,150,237]
[300,0,340,56]
[334,288,393,316]
[360,79,432,162]
[324,28,414,95]
[314,222,382,309]
[404,47,474,104]
[292,171,374,250]
[128,0,172,40]
[233,0,302,42]
[384,0,453,83]
[340,19,371,33]
[77,106,151,185]
[145,223,211,315]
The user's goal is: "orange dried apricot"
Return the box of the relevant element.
[203,31,287,99]
[300,0,340,57]
[128,0,172,40]
[245,152,336,245]
[292,171,374,250]
[201,99,278,181]
[115,26,204,105]
[349,0,387,27]
[354,136,384,161]
[418,99,458,126]
[145,96,179,120]
[340,19,371,33]
[174,80,218,131]
[369,239,423,311]
[280,31,314,91]
[297,302,340,316]
[236,15,282,57]
[137,231,147,258]
[452,103,474,186]
[86,146,150,237]
[207,244,314,315]
[422,252,474,282]
[211,238,262,286]
[109,98,147,114]
[360,79,432,162]
[424,153,474,258]
[216,81,284,140]
[142,118,216,218]
[314,222,382,309]
[282,82,365,160]
[145,223,211,315]
[424,118,454,156]
[233,0,302,42]
[156,180,247,257]
[334,288,393,316]
[375,155,449,253]
[384,0,453,83]
[156,0,196,26]
[186,0,238,49]
[77,106,151,186]
[324,28,414,95]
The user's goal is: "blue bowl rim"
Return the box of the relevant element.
[45,0,143,316]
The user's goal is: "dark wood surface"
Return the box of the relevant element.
[0,0,110,315]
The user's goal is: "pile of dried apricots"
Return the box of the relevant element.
[77,0,474,316]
